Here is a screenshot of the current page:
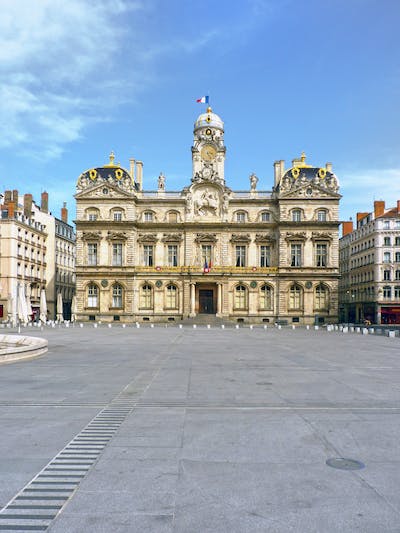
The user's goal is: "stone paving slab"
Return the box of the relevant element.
[0,326,398,532]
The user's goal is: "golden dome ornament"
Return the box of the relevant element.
[318,168,327,179]
[89,169,97,180]
[115,169,123,180]
[291,167,300,179]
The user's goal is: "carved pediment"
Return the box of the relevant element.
[311,231,334,241]
[81,231,101,241]
[195,233,218,243]
[75,181,135,200]
[255,233,276,244]
[284,231,307,242]
[137,233,158,243]
[230,233,251,243]
[106,231,128,242]
[162,233,183,243]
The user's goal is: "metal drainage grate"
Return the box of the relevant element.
[0,396,137,532]
[326,458,365,470]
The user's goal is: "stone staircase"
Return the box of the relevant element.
[181,315,229,327]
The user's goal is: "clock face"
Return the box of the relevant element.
[200,144,217,161]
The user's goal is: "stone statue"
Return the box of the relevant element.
[158,173,165,190]
[250,173,258,191]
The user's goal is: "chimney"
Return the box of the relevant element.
[342,221,353,236]
[397,200,400,214]
[326,162,332,172]
[374,200,385,218]
[129,158,135,182]
[356,212,369,222]
[8,201,15,219]
[273,160,285,187]
[23,193,33,218]
[12,189,18,205]
[136,161,143,191]
[4,190,11,204]
[41,191,49,213]
[61,202,68,223]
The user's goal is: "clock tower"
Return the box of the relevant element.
[192,107,226,184]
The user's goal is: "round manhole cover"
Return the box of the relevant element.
[326,458,365,470]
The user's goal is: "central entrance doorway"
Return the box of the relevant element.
[199,289,214,314]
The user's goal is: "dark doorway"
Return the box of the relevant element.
[199,289,214,314]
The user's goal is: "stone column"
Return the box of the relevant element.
[189,283,196,317]
[217,283,222,316]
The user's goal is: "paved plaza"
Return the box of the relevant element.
[0,326,399,532]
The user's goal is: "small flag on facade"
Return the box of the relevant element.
[203,260,209,273]
[196,95,209,104]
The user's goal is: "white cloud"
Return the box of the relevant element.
[340,167,400,218]
[0,0,145,159]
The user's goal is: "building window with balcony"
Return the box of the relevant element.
[167,245,178,267]
[292,209,302,222]
[112,243,123,266]
[235,245,246,267]
[260,245,271,267]
[165,284,178,309]
[143,245,154,266]
[395,237,400,246]
[394,286,400,298]
[111,284,123,308]
[87,284,98,307]
[87,243,97,266]
[140,284,153,309]
[315,243,328,267]
[234,284,248,310]
[383,270,391,281]
[289,284,303,310]
[260,284,272,310]
[291,244,302,267]
[383,286,391,298]
[315,284,328,310]
[383,252,391,263]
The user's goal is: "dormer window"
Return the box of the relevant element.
[261,211,270,222]
[292,209,302,222]
[317,210,327,222]
[144,211,153,222]
[236,211,246,223]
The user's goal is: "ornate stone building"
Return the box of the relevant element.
[75,107,341,324]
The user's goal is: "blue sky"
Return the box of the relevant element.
[1,0,399,222]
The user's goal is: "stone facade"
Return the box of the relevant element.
[75,108,341,324]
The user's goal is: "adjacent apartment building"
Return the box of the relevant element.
[339,200,400,324]
[0,190,76,321]
[74,107,341,324]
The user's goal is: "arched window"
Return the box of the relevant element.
[292,209,302,222]
[86,208,100,221]
[234,284,247,310]
[260,211,270,222]
[87,284,98,307]
[260,285,272,310]
[168,211,178,223]
[143,211,154,222]
[289,284,302,310]
[315,283,328,310]
[112,284,123,308]
[317,209,327,222]
[165,284,178,309]
[236,211,246,223]
[140,284,153,309]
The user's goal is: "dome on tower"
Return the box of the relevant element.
[194,106,224,132]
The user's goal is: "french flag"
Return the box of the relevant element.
[196,95,209,104]
[203,260,209,273]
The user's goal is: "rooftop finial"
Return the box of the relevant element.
[206,106,212,113]
[301,151,306,164]
[109,151,115,165]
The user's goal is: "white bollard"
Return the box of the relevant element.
[369,328,374,334]
[108,324,112,328]
[94,323,97,328]
[80,323,83,328]
[278,325,281,330]
[179,324,183,329]
[263,325,267,329]
[362,328,368,335]
[292,325,295,330]
[65,322,69,328]
[136,323,140,328]
[342,326,348,333]
[314,325,319,330]
[249,325,253,330]
[221,324,225,329]
[193,324,197,329]
[122,324,126,328]
[306,325,310,330]
[207,324,211,329]
[235,324,239,329]
[150,324,154,328]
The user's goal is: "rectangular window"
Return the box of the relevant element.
[383,270,391,281]
[315,243,328,267]
[144,212,153,222]
[394,286,400,298]
[143,245,154,266]
[112,243,122,266]
[292,210,301,222]
[201,245,212,265]
[113,212,122,221]
[88,214,97,221]
[260,245,271,267]
[396,270,400,280]
[235,245,246,267]
[395,252,400,263]
[384,237,391,246]
[291,244,302,267]
[167,245,178,267]
[88,243,97,266]
[395,237,400,246]
[383,286,391,298]
[236,212,245,223]
[383,252,391,263]
[317,210,327,222]
[261,212,270,222]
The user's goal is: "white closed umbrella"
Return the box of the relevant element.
[18,284,29,325]
[57,292,64,322]
[40,289,47,323]
[26,292,33,322]
[71,295,77,323]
